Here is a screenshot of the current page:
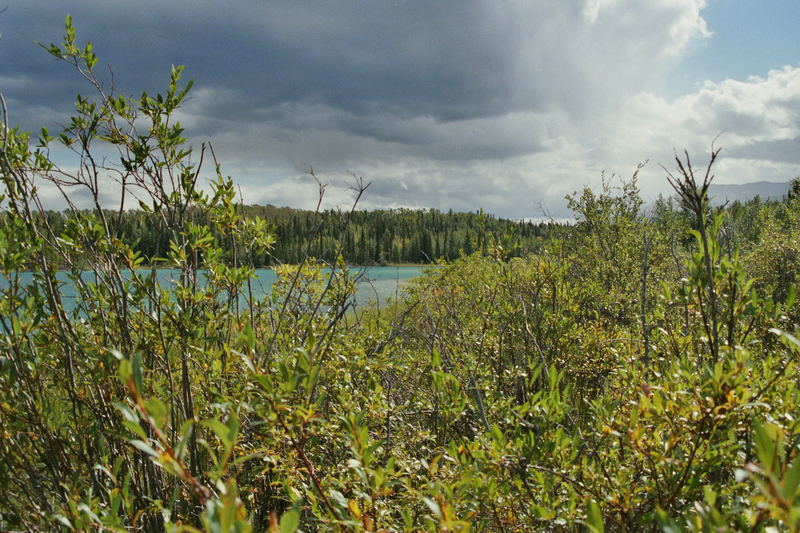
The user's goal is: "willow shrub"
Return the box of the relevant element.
[0,17,339,531]
[0,18,447,531]
[389,153,800,530]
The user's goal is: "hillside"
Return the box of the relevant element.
[709,180,792,204]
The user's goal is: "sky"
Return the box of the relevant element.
[1,0,799,218]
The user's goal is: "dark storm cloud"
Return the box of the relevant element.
[727,138,800,164]
[3,1,536,124]
[2,0,574,182]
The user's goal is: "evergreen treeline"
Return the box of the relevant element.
[246,205,557,265]
[39,205,561,266]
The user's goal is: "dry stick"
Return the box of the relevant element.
[0,92,9,155]
[207,144,243,329]
[61,61,139,355]
[752,341,798,402]
[663,415,720,508]
[664,147,722,362]
[303,265,342,341]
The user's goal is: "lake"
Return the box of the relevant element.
[0,266,426,314]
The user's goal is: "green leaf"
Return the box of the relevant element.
[175,420,195,461]
[117,358,131,384]
[131,352,144,395]
[431,349,441,368]
[782,456,800,500]
[279,509,300,533]
[653,390,663,413]
[144,398,169,427]
[242,323,256,353]
[655,507,683,533]
[233,349,256,373]
[586,500,604,533]
[130,439,158,457]
[203,415,238,454]
[423,497,441,518]
[204,418,231,447]
[51,514,73,529]
[122,419,147,440]
[753,422,781,474]
[77,503,100,523]
[329,489,348,508]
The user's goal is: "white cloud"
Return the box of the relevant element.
[597,64,800,196]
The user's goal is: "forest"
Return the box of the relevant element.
[36,204,558,267]
[2,18,800,532]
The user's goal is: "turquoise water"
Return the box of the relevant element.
[0,266,424,313]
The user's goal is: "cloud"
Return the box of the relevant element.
[4,0,709,122]
[4,1,798,219]
[729,139,800,165]
[600,65,800,196]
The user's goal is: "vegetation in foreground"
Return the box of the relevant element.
[2,18,800,532]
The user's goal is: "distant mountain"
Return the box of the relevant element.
[708,180,792,204]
